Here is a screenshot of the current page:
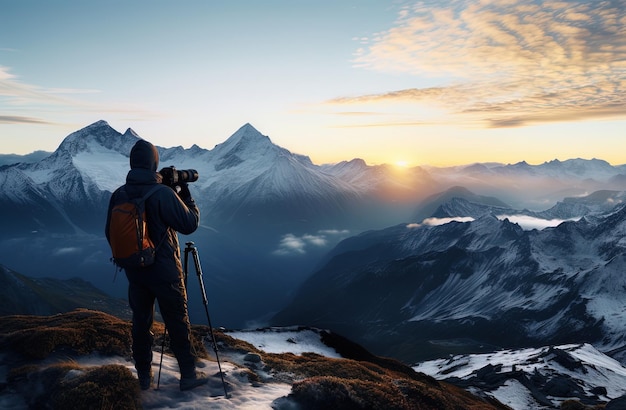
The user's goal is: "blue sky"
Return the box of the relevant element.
[1,0,625,166]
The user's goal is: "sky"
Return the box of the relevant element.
[1,0,625,167]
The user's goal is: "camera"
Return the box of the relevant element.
[159,166,199,187]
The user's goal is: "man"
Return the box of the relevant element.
[105,139,208,391]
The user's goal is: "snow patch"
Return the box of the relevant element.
[72,148,128,192]
[226,327,341,358]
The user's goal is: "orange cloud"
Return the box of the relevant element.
[338,0,626,128]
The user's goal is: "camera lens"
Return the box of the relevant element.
[179,169,199,183]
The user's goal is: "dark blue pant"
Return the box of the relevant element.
[128,276,196,378]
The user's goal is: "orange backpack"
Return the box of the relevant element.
[108,185,163,269]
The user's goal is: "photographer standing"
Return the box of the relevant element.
[105,139,208,391]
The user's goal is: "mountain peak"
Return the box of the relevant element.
[211,123,276,165]
[53,121,117,156]
[123,128,141,139]
[230,123,269,144]
[87,119,110,129]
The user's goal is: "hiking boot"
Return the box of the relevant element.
[180,371,209,391]
[138,370,153,390]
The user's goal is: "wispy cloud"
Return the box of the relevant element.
[337,0,626,128]
[0,65,153,125]
[273,230,351,256]
[0,115,53,125]
[0,66,99,105]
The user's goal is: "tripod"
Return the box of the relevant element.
[156,241,228,397]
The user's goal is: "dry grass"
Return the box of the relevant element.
[8,361,139,409]
[262,351,509,410]
[0,309,513,410]
[53,364,140,409]
[1,309,142,409]
[0,308,132,359]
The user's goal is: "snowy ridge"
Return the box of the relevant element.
[414,343,626,409]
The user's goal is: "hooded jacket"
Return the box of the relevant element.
[105,139,200,283]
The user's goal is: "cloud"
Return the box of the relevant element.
[0,65,151,123]
[339,0,626,128]
[408,215,579,231]
[273,230,351,256]
[53,247,81,256]
[0,115,52,125]
[496,214,581,230]
[0,66,95,105]
[407,216,475,228]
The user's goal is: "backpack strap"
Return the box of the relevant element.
[141,184,163,201]
[140,184,168,253]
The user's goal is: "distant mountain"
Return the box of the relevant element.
[0,150,51,166]
[272,202,626,365]
[536,189,626,220]
[413,186,626,222]
[0,264,130,318]
[425,159,626,210]
[413,186,511,222]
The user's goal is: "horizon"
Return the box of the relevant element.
[1,1,625,167]
[3,119,626,168]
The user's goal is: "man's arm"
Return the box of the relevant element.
[160,183,200,235]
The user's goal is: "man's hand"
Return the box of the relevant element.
[176,182,192,201]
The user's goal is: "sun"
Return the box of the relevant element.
[394,160,409,168]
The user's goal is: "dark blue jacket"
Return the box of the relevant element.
[105,139,200,283]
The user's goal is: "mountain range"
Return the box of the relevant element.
[4,120,626,408]
[3,120,626,238]
[2,120,626,332]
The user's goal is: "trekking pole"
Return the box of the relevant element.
[184,241,229,398]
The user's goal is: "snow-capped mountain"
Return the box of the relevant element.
[0,121,135,235]
[272,200,626,369]
[185,123,365,229]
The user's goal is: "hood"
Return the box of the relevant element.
[130,139,159,171]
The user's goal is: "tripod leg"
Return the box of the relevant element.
[185,242,229,398]
[156,326,167,389]
[183,243,190,288]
